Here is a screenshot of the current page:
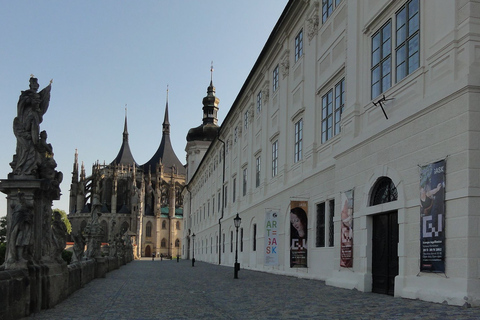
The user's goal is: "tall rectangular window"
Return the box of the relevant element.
[322,90,333,143]
[218,191,221,211]
[316,200,335,247]
[396,0,419,82]
[322,78,345,143]
[230,231,233,253]
[322,0,333,23]
[244,110,249,130]
[216,235,218,253]
[253,224,257,251]
[224,185,228,208]
[273,65,279,92]
[257,91,262,113]
[272,140,278,177]
[328,199,335,247]
[212,196,215,215]
[316,203,326,247]
[222,233,225,253]
[243,168,248,197]
[232,178,236,203]
[334,79,345,136]
[255,156,261,188]
[294,119,303,163]
[295,29,303,62]
[371,21,392,99]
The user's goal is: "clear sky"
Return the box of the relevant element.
[0,1,289,217]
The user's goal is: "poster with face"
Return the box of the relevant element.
[340,190,354,268]
[290,200,308,268]
[420,160,445,272]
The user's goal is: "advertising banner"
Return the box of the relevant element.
[420,160,446,272]
[340,190,354,268]
[290,200,308,268]
[264,209,279,266]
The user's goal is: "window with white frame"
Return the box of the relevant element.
[322,78,345,143]
[243,167,248,196]
[294,119,303,163]
[316,200,335,248]
[322,0,333,23]
[371,0,419,99]
[218,191,221,211]
[396,0,419,82]
[232,177,236,203]
[295,29,303,62]
[224,185,228,208]
[255,156,261,188]
[244,110,249,130]
[257,91,262,113]
[273,65,279,92]
[272,140,278,177]
[234,127,238,143]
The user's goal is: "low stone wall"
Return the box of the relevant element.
[0,256,132,320]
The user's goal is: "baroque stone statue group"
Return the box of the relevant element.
[0,77,133,270]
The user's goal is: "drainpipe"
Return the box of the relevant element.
[217,136,226,265]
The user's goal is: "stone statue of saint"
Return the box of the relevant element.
[72,231,86,262]
[10,77,52,177]
[5,193,34,267]
[51,210,67,263]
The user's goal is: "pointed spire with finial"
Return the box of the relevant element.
[202,62,220,125]
[123,105,129,142]
[163,86,170,135]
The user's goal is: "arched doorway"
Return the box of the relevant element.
[145,245,151,258]
[370,177,399,296]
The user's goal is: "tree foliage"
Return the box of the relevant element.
[53,209,72,234]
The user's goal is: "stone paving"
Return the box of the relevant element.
[22,258,480,320]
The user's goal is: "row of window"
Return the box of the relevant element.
[193,199,335,255]
[192,0,420,228]
[145,220,181,237]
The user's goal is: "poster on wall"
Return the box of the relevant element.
[290,200,308,268]
[264,209,279,266]
[420,160,446,272]
[340,190,354,268]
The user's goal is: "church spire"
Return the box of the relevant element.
[163,86,170,135]
[123,106,129,142]
[203,62,220,125]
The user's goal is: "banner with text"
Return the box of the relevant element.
[420,160,446,272]
[264,209,279,266]
[290,200,308,268]
[340,190,354,268]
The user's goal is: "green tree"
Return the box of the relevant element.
[53,209,72,234]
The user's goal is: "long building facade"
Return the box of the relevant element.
[182,0,480,306]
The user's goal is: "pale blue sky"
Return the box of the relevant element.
[0,1,288,216]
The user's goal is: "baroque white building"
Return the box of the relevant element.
[182,0,480,306]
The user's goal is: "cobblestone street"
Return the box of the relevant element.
[22,259,480,320]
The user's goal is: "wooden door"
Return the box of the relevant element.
[372,211,398,295]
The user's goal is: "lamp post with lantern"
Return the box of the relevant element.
[234,213,241,279]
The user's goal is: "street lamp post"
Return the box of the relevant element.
[234,213,241,279]
[192,233,196,267]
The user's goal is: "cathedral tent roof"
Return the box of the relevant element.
[142,101,186,176]
[111,113,138,167]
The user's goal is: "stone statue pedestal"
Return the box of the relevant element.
[0,179,47,269]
